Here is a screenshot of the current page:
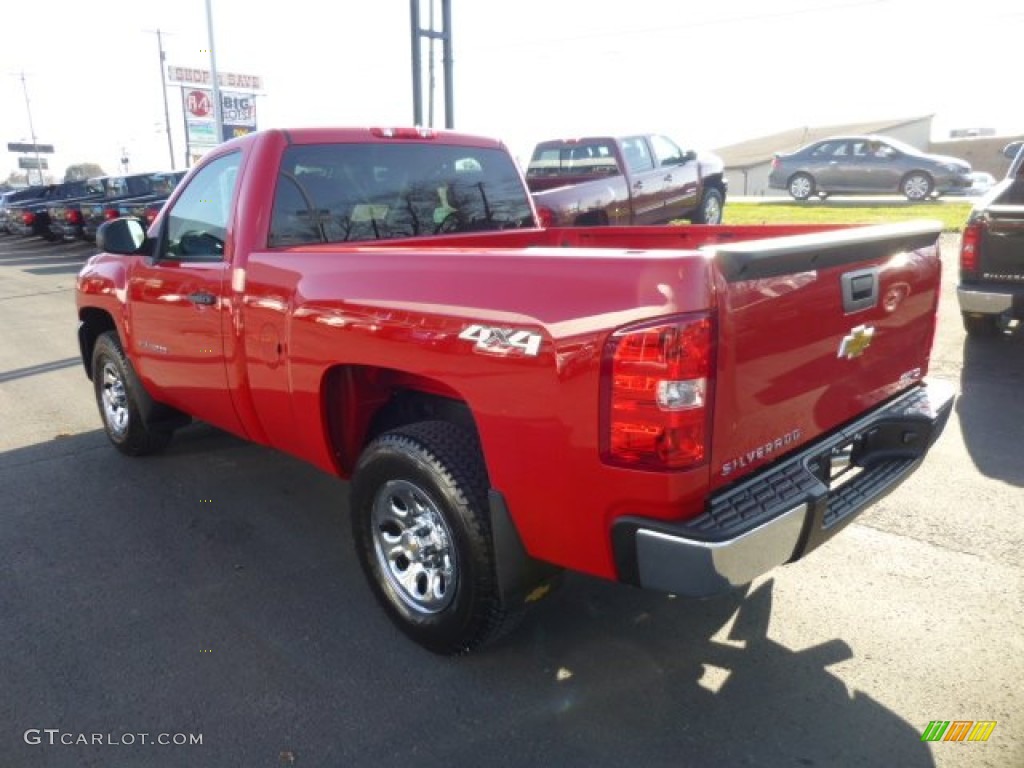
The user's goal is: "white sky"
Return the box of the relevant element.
[1,0,1021,180]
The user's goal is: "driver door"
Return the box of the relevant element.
[649,134,699,220]
[126,151,246,436]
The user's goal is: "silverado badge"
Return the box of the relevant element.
[838,325,875,359]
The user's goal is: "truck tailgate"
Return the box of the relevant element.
[976,204,1024,280]
[706,221,943,491]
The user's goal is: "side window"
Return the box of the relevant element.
[621,137,655,173]
[650,135,685,167]
[163,152,241,261]
[811,141,843,158]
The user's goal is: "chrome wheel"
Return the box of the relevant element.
[789,173,814,201]
[371,479,457,615]
[702,193,722,225]
[100,360,130,438]
[902,173,932,201]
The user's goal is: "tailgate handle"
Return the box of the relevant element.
[841,268,879,313]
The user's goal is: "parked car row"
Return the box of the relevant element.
[0,170,186,243]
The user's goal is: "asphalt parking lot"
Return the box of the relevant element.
[1,231,1021,768]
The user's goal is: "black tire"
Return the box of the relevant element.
[350,421,517,654]
[788,173,815,201]
[962,313,1001,338]
[901,172,933,201]
[91,331,173,456]
[691,187,724,224]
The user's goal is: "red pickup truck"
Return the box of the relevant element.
[76,126,954,654]
[526,134,727,226]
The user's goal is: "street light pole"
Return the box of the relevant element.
[204,0,224,144]
[152,29,176,169]
[17,72,44,185]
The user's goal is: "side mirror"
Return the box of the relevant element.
[1003,141,1023,160]
[97,217,148,255]
[683,149,698,163]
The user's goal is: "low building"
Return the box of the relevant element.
[929,135,1024,179]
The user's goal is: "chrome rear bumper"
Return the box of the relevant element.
[613,380,956,597]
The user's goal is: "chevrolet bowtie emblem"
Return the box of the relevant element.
[838,325,875,359]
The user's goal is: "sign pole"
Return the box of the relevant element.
[17,72,44,184]
[180,87,191,168]
[155,29,176,169]
[204,0,224,143]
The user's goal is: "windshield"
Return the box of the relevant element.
[269,143,536,247]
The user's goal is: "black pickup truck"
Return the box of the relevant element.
[1,186,51,234]
[957,141,1024,336]
[7,180,100,239]
[80,171,186,240]
[49,173,170,241]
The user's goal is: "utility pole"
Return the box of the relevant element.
[410,0,454,129]
[147,28,176,169]
[204,0,224,143]
[17,72,44,185]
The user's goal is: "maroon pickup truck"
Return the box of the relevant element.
[76,126,952,654]
[526,133,727,226]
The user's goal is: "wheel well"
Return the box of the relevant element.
[78,308,117,380]
[702,173,726,197]
[901,170,933,184]
[323,365,480,476]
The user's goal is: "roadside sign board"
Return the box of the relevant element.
[18,157,48,170]
[223,124,254,142]
[8,142,55,153]
[185,90,213,119]
[186,120,218,145]
[184,89,256,126]
[167,65,262,91]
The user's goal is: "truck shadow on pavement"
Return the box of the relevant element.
[2,426,934,768]
[957,327,1024,486]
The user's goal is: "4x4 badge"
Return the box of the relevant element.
[459,324,542,357]
[838,325,875,359]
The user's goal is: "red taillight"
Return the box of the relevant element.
[104,208,119,221]
[536,206,555,228]
[771,156,779,170]
[370,127,436,139]
[145,205,160,225]
[66,209,82,224]
[22,211,35,225]
[602,314,713,470]
[960,220,982,274]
